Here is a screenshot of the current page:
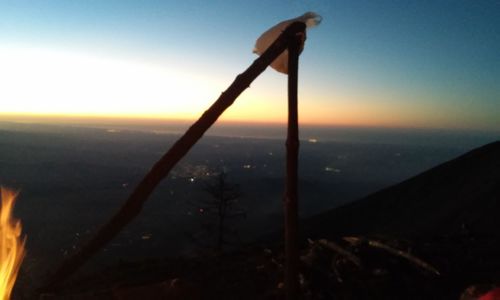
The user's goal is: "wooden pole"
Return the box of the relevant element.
[42,22,307,291]
[284,29,303,300]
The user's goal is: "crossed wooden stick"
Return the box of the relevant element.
[43,21,306,300]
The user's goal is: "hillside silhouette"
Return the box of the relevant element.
[303,141,500,239]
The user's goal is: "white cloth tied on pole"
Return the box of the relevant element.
[253,12,322,74]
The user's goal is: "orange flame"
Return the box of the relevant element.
[0,188,26,300]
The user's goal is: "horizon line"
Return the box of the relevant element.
[0,113,498,134]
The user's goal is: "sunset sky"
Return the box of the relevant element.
[1,1,499,130]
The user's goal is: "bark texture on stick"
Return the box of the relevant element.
[284,29,303,300]
[43,22,307,291]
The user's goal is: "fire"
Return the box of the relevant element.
[0,188,26,300]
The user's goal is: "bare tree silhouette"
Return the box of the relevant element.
[191,171,244,253]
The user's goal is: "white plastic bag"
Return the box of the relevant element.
[253,12,322,74]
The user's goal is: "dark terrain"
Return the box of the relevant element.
[0,122,498,299]
[304,141,500,238]
[27,139,500,298]
[66,141,497,300]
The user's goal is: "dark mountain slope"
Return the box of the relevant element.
[303,141,500,239]
[31,141,500,299]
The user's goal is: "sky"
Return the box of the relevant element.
[0,0,499,131]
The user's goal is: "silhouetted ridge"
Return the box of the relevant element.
[304,141,500,239]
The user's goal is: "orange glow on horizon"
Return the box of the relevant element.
[1,47,496,132]
[0,46,427,129]
[0,109,458,129]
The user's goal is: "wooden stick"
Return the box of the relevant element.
[317,239,362,268]
[284,27,304,300]
[344,237,440,276]
[42,22,307,290]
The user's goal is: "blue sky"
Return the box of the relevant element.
[1,0,499,130]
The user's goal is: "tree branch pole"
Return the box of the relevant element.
[42,22,307,290]
[284,30,303,300]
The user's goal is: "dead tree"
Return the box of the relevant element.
[196,171,244,253]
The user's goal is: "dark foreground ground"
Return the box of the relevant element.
[26,233,500,300]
